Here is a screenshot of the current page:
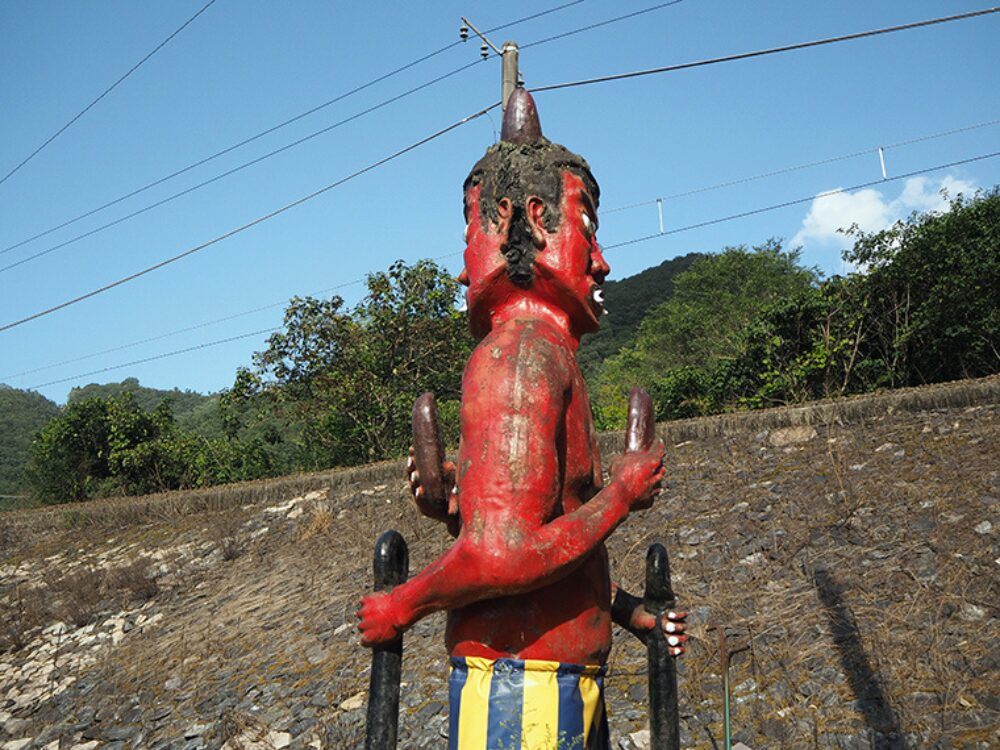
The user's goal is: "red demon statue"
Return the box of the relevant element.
[358,89,685,750]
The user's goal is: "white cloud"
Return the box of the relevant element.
[791,187,892,251]
[791,174,979,265]
[896,175,977,214]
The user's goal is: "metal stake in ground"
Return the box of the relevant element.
[708,625,749,750]
[644,542,680,750]
[364,530,409,750]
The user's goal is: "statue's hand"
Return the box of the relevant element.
[609,437,665,511]
[356,591,404,647]
[630,608,688,655]
[407,446,460,536]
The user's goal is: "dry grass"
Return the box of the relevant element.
[104,558,161,602]
[599,403,1000,746]
[216,708,271,748]
[0,558,160,651]
[206,509,247,562]
[2,583,47,652]
[0,460,403,554]
[299,507,333,542]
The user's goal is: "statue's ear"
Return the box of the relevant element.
[495,197,514,236]
[525,195,547,249]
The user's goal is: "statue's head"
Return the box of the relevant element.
[460,89,609,341]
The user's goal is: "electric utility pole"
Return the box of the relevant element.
[460,17,520,114]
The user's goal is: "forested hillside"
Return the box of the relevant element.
[69,378,224,438]
[0,387,60,500]
[576,251,702,377]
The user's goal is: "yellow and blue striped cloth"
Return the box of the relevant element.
[448,656,609,750]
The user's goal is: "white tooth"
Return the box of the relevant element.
[464,223,470,242]
[582,213,592,232]
[592,289,605,304]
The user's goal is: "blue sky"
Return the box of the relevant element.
[2,1,998,404]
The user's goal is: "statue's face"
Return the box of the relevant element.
[460,171,609,340]
[459,183,511,339]
[531,171,610,336]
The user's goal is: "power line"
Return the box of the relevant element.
[1,281,357,382]
[0,0,218,188]
[0,0,586,258]
[1,0,683,267]
[531,6,1000,94]
[0,4,690,276]
[18,249,467,390]
[9,114,995,379]
[487,0,587,34]
[28,327,281,391]
[0,59,484,274]
[602,117,1000,214]
[4,246,466,383]
[602,150,1000,251]
[9,108,995,277]
[1,1,692,278]
[0,102,500,334]
[21,151,998,391]
[521,0,684,51]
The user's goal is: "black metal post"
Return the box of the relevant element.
[644,542,680,750]
[364,530,409,750]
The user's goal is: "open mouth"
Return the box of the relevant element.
[591,286,608,315]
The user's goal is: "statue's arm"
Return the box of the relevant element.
[358,332,664,646]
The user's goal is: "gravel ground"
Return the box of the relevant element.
[1,396,998,749]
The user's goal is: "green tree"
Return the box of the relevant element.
[26,397,115,504]
[231,259,473,468]
[718,279,868,409]
[26,391,284,503]
[844,188,1000,386]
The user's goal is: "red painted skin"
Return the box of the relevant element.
[357,171,684,663]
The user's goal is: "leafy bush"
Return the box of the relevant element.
[649,366,712,420]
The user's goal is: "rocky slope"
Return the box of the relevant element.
[1,384,998,749]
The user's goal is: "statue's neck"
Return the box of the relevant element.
[489,296,581,351]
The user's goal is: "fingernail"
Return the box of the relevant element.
[668,635,680,647]
[665,622,676,633]
[667,611,676,619]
